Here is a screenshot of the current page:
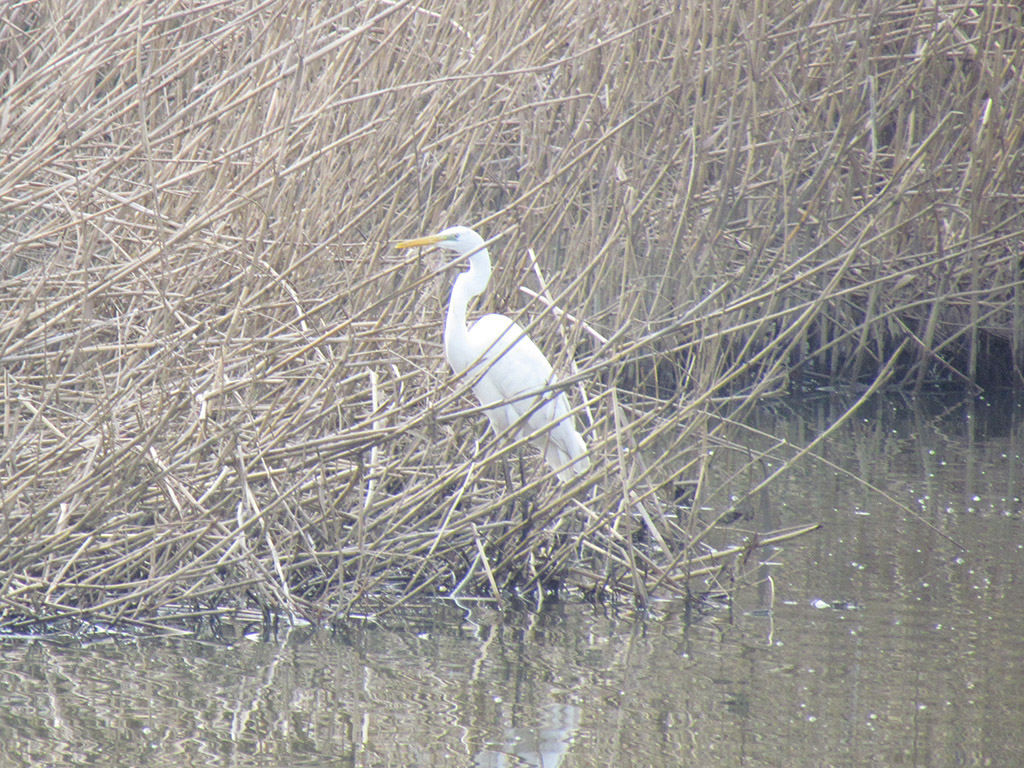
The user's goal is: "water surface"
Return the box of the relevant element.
[1,393,1021,767]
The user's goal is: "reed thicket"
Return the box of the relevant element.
[1,0,1021,628]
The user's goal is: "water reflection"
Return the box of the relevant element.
[0,393,1021,767]
[474,702,580,767]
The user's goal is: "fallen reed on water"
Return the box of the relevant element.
[1,0,1021,629]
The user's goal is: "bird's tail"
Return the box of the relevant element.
[547,424,590,483]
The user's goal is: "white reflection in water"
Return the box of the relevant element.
[475,703,581,768]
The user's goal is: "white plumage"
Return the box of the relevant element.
[396,226,589,481]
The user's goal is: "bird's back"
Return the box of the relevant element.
[460,314,588,479]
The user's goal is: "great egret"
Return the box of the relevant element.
[395,226,590,482]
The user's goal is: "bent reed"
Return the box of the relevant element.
[1,0,1021,630]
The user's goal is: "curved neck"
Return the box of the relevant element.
[444,248,491,373]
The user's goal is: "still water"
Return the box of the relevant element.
[1,393,1022,767]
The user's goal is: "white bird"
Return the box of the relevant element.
[395,225,589,482]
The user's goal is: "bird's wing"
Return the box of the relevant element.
[471,312,551,363]
[466,313,566,431]
[467,314,589,479]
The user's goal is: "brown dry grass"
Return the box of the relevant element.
[1,0,1021,628]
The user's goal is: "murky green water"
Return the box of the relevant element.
[2,393,1021,767]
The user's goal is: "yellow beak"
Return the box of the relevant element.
[395,232,447,249]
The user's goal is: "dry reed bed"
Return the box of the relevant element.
[0,0,1021,628]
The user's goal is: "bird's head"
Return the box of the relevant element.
[395,225,486,257]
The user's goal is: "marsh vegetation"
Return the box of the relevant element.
[1,0,1021,629]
